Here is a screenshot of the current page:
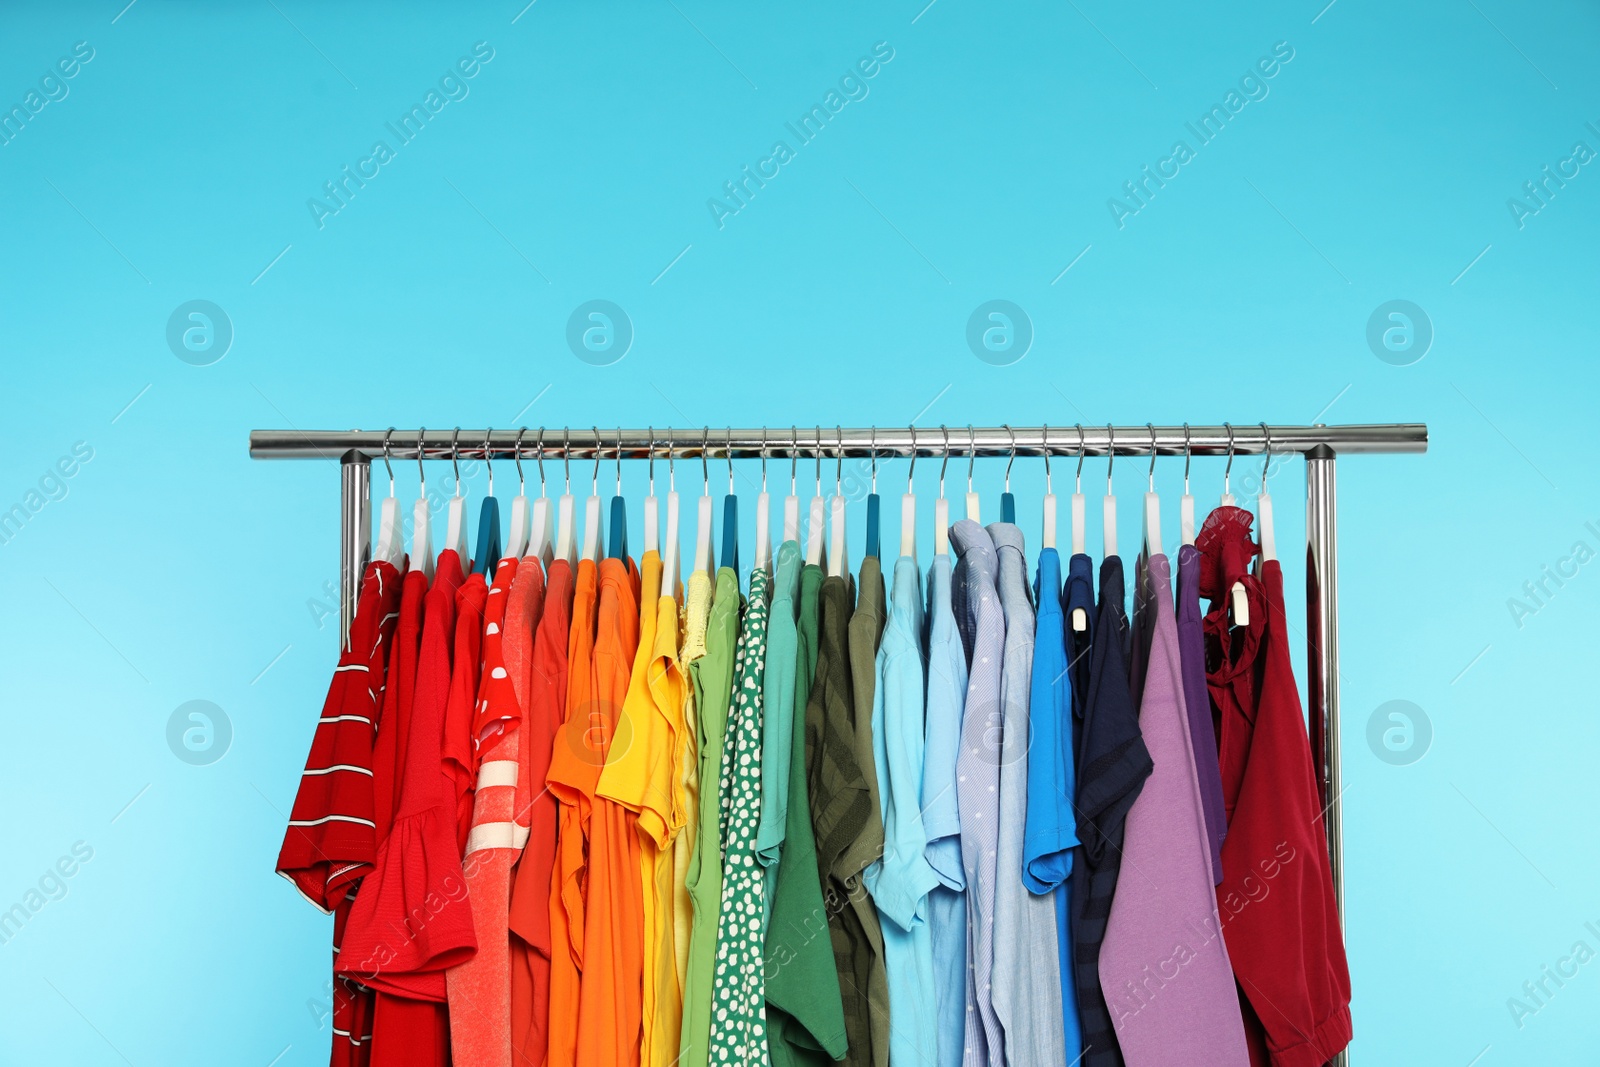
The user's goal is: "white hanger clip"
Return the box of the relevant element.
[900,425,918,560]
[934,424,951,557]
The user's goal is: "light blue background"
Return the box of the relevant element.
[1,2,1596,1064]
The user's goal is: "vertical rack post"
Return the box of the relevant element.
[339,449,371,646]
[1304,443,1345,1065]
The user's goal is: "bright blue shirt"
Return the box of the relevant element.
[922,552,968,1067]
[1024,546,1083,1053]
[866,556,940,1067]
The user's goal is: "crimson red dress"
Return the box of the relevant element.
[277,559,401,1067]
[1199,508,1352,1067]
[340,549,479,1067]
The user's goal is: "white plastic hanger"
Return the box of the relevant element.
[505,428,531,560]
[643,428,660,557]
[782,426,800,544]
[1102,423,1118,559]
[373,428,406,569]
[410,428,434,580]
[964,424,981,524]
[828,428,847,579]
[934,425,951,557]
[805,426,826,568]
[1221,423,1250,628]
[1180,423,1197,547]
[900,426,917,560]
[1142,423,1163,558]
[755,429,773,571]
[693,429,716,578]
[444,428,471,566]
[553,428,578,567]
[1070,426,1088,632]
[581,426,604,563]
[528,428,554,564]
[663,438,682,596]
[1256,422,1278,564]
[1041,425,1057,551]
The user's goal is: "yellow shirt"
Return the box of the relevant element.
[674,570,713,998]
[645,583,689,1067]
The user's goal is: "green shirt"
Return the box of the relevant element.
[680,566,743,1067]
[765,562,845,1066]
[757,540,804,933]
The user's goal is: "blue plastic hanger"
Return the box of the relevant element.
[473,428,502,579]
[609,428,629,561]
[720,431,739,574]
[1000,424,1018,524]
[864,428,881,559]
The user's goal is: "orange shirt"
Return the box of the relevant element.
[576,555,644,1066]
[545,556,599,1067]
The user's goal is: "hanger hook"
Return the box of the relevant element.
[790,426,799,495]
[702,427,711,493]
[382,427,396,497]
[616,427,624,496]
[869,427,877,494]
[1223,422,1236,496]
[1003,424,1017,492]
[562,427,571,492]
[451,427,463,497]
[938,424,950,497]
[907,425,917,490]
[484,427,494,497]
[668,433,676,493]
[815,425,822,495]
[726,428,735,495]
[1075,424,1085,493]
[1105,423,1115,494]
[1182,423,1192,494]
[591,426,602,495]
[760,427,768,493]
[1259,421,1272,487]
[960,429,975,491]
[646,427,656,492]
[535,427,547,497]
[417,427,427,495]
[1042,424,1051,493]
[1147,422,1158,490]
[835,425,843,495]
[514,427,527,495]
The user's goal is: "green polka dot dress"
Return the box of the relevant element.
[708,565,771,1064]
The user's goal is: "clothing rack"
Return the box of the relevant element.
[249,420,1428,1067]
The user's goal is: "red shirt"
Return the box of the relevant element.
[446,571,490,854]
[1200,509,1352,1067]
[277,559,401,1067]
[510,556,571,1067]
[339,550,478,1004]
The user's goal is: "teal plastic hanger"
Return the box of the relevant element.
[865,428,880,559]
[1000,424,1017,524]
[473,429,502,579]
[720,432,738,573]
[609,429,629,561]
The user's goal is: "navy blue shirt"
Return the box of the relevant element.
[1071,555,1153,1067]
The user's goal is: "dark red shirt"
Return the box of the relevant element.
[1200,508,1352,1067]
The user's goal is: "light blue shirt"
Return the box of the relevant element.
[922,552,968,1067]
[867,556,940,1067]
[986,523,1066,1066]
[756,539,803,934]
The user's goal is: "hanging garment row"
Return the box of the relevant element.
[277,427,1352,1067]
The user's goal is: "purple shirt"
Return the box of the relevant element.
[1176,543,1227,882]
[1098,554,1248,1065]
